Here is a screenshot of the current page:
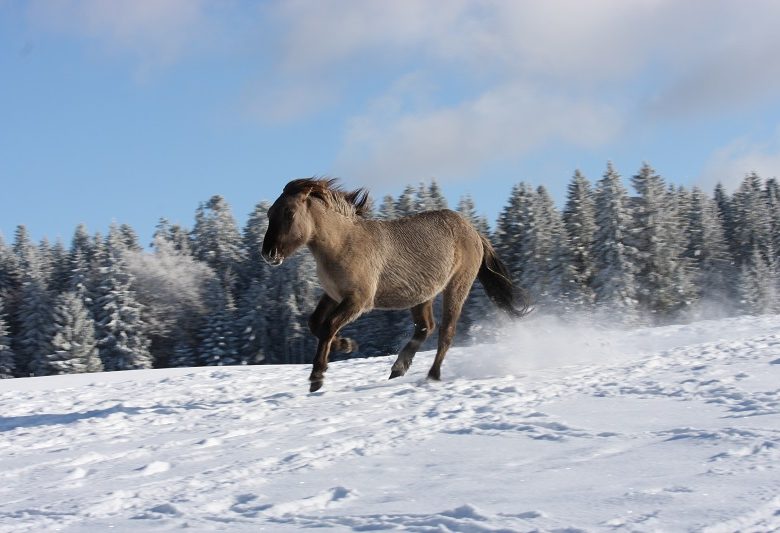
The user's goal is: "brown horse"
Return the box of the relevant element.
[262,178,529,392]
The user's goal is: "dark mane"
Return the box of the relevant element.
[284,177,370,218]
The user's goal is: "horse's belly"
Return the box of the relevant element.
[372,266,450,310]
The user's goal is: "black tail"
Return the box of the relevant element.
[478,235,531,318]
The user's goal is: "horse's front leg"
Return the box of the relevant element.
[309,294,367,393]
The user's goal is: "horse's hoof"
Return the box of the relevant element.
[309,380,324,393]
[389,369,404,380]
[342,338,358,353]
[426,371,441,382]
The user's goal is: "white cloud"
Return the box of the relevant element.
[699,131,780,191]
[27,0,212,73]
[336,80,621,185]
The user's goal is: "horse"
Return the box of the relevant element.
[261,178,529,392]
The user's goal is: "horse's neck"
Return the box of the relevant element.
[306,207,355,264]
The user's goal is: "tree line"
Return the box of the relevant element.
[0,164,778,378]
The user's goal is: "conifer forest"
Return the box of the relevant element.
[1,163,778,378]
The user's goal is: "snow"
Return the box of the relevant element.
[1,314,780,532]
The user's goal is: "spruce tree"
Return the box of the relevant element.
[199,282,240,366]
[236,280,268,365]
[94,244,152,371]
[591,163,638,322]
[14,252,51,377]
[562,170,596,304]
[738,247,778,314]
[731,173,772,266]
[377,195,398,220]
[0,297,15,378]
[36,292,102,375]
[686,187,734,307]
[495,183,535,285]
[395,185,417,216]
[427,180,448,210]
[241,201,271,290]
[191,195,246,292]
[630,163,693,320]
[456,195,490,235]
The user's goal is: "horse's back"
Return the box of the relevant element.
[368,210,482,309]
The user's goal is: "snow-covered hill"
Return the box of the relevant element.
[1,315,780,532]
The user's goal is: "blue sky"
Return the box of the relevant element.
[3,1,780,246]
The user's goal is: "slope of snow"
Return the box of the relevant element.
[1,314,780,532]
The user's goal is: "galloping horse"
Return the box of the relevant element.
[262,178,529,392]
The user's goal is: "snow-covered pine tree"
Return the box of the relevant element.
[731,173,773,267]
[457,195,490,235]
[562,169,596,305]
[119,224,142,253]
[415,182,432,212]
[765,178,780,263]
[517,186,556,307]
[685,187,734,309]
[495,183,535,285]
[713,183,738,263]
[377,195,398,220]
[630,163,693,321]
[428,180,448,210]
[94,241,153,371]
[0,233,20,302]
[199,281,240,366]
[236,279,268,365]
[14,246,51,377]
[191,195,246,293]
[153,218,193,256]
[738,246,778,314]
[0,296,15,378]
[546,206,588,313]
[47,239,69,294]
[395,185,417,217]
[240,201,271,291]
[36,292,102,376]
[591,163,638,322]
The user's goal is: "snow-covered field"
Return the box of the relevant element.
[1,314,780,532]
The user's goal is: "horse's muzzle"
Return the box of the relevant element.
[262,250,284,266]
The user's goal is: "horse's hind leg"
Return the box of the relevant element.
[389,300,435,379]
[427,274,472,381]
[309,294,358,354]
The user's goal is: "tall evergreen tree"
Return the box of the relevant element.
[191,195,246,291]
[562,170,596,303]
[738,247,778,314]
[456,195,490,235]
[94,245,152,371]
[731,173,773,266]
[0,297,15,378]
[199,281,240,366]
[495,183,535,285]
[395,185,417,217]
[630,163,693,320]
[427,180,448,210]
[241,201,271,290]
[236,279,268,364]
[14,242,51,376]
[35,292,102,376]
[377,195,398,220]
[685,187,734,307]
[592,163,638,321]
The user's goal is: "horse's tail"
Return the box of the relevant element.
[477,234,531,319]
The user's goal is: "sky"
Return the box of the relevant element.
[2,0,780,246]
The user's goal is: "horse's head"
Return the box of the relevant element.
[261,181,317,267]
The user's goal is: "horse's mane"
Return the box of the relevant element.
[284,177,370,218]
